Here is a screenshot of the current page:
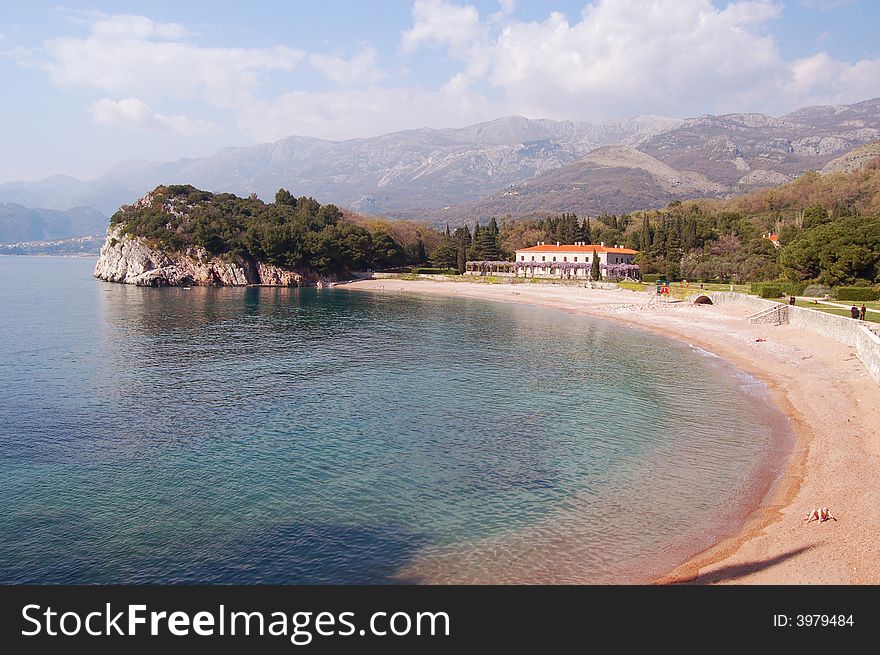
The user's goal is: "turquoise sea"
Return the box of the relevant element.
[0,256,792,583]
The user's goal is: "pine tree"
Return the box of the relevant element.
[557,213,579,243]
[431,237,458,268]
[274,188,296,207]
[574,215,587,242]
[470,220,502,260]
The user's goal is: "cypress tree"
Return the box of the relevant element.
[591,249,601,281]
[653,217,667,259]
[450,225,471,273]
[571,213,580,241]
[668,217,682,253]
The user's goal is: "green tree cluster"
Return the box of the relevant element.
[112,185,415,273]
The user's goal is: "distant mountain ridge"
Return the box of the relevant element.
[1,98,878,223]
[0,202,108,243]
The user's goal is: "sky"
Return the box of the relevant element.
[1,0,879,182]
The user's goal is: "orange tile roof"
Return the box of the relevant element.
[515,244,638,254]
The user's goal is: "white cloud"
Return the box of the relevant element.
[490,0,517,22]
[236,85,498,142]
[14,2,880,153]
[308,47,386,85]
[400,0,880,122]
[785,52,880,107]
[38,14,304,108]
[402,0,483,56]
[88,14,194,41]
[483,0,788,119]
[89,97,219,135]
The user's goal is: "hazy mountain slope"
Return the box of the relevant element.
[819,141,880,173]
[0,175,135,217]
[1,98,877,220]
[638,98,880,189]
[0,203,108,243]
[0,116,682,215]
[424,146,727,222]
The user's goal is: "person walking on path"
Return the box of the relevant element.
[850,305,860,319]
[860,304,867,321]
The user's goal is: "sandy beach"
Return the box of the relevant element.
[344,278,880,584]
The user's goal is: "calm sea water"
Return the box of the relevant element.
[0,257,792,583]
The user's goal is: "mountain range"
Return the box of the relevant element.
[0,203,108,243]
[1,98,878,227]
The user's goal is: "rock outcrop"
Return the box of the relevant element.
[94,226,331,287]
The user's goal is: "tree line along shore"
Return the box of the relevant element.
[110,158,880,297]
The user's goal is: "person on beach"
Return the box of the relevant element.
[860,304,867,321]
[850,305,860,319]
[804,507,837,523]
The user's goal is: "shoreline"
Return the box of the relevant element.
[343,278,880,584]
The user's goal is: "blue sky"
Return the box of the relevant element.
[2,0,879,182]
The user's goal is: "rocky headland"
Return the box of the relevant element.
[92,186,347,287]
[94,225,328,287]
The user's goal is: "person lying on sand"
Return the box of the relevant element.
[803,507,837,523]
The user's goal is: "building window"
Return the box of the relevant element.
[574,257,578,262]
[541,256,545,261]
[552,257,556,262]
[531,256,535,261]
[563,257,567,262]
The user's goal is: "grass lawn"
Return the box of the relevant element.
[793,300,880,323]
[826,299,880,310]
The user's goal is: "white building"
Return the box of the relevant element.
[513,242,638,279]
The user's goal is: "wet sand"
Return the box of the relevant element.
[345,278,880,584]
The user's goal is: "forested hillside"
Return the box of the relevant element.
[449,159,880,286]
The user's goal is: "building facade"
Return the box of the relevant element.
[513,242,638,279]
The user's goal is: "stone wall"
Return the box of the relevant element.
[788,305,880,383]
[708,291,880,384]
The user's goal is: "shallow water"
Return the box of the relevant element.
[0,257,792,583]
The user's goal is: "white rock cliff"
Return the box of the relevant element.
[94,226,330,287]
